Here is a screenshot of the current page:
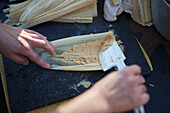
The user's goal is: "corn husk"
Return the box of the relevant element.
[4,0,97,28]
[123,0,153,26]
[52,4,97,23]
[104,0,153,26]
[112,0,122,5]
[35,31,114,71]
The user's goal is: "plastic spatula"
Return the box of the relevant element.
[99,41,145,113]
[99,41,126,71]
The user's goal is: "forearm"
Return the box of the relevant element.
[0,22,4,31]
[54,89,109,113]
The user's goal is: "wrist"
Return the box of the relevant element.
[56,89,110,113]
[86,88,110,113]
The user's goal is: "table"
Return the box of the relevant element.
[127,14,170,113]
[0,13,170,113]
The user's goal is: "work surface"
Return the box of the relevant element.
[0,1,169,113]
[127,17,170,113]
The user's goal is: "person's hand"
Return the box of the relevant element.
[55,65,149,113]
[0,23,55,69]
[90,65,149,112]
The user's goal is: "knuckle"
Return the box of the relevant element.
[131,96,139,103]
[33,34,38,38]
[17,44,23,50]
[42,41,48,47]
[131,88,137,95]
[120,68,130,77]
[128,91,138,103]
[21,45,29,51]
[43,36,47,40]
[41,60,47,66]
[133,65,141,71]
[141,85,147,92]
[19,45,30,54]
[28,52,36,59]
[139,76,145,83]
[127,78,136,86]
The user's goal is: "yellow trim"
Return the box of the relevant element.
[136,38,153,71]
[0,54,12,113]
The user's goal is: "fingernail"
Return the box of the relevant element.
[143,79,146,83]
[24,61,29,66]
[52,49,56,56]
[25,62,29,66]
[141,94,150,104]
[46,64,50,69]
[53,52,56,56]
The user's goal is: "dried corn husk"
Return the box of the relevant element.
[35,31,115,71]
[126,0,153,26]
[104,0,153,26]
[112,0,122,5]
[52,4,97,23]
[4,0,97,28]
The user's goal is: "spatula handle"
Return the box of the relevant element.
[117,59,126,70]
[117,60,145,113]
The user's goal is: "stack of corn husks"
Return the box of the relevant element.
[4,0,97,28]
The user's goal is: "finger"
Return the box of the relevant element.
[21,34,46,44]
[9,53,29,66]
[130,85,147,102]
[24,31,55,50]
[134,76,145,85]
[126,76,145,88]
[20,35,55,56]
[18,36,30,50]
[24,29,47,40]
[30,39,55,56]
[137,93,150,107]
[49,42,55,49]
[20,30,39,39]
[42,42,56,56]
[27,49,50,69]
[124,65,141,76]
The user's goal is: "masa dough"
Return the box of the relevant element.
[35,31,124,71]
[61,34,115,65]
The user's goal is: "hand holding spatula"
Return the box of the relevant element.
[99,34,145,113]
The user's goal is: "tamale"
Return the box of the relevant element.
[35,31,123,71]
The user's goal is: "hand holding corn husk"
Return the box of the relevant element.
[104,0,153,26]
[0,23,55,69]
[4,0,97,28]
